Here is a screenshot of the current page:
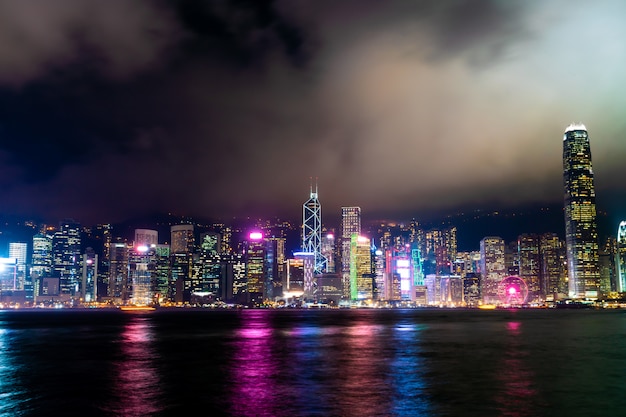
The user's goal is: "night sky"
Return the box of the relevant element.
[1,0,625,231]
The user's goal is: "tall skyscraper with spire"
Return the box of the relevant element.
[563,123,600,299]
[302,180,325,274]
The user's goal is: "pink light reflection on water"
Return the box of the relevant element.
[228,310,283,417]
[494,320,539,417]
[335,322,392,417]
[104,316,164,417]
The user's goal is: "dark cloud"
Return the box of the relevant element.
[0,0,625,230]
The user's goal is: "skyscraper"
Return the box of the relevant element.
[480,236,506,304]
[52,220,82,296]
[616,221,626,292]
[563,124,600,299]
[9,242,27,290]
[303,183,325,274]
[170,224,195,254]
[341,207,361,298]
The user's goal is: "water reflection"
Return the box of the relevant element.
[104,315,163,416]
[228,310,281,417]
[390,322,430,416]
[0,327,28,416]
[495,320,538,417]
[335,321,393,417]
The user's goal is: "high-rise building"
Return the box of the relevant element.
[341,207,361,298]
[540,233,565,301]
[518,234,541,302]
[350,235,373,301]
[52,220,82,296]
[170,224,195,254]
[81,247,98,303]
[563,123,600,299]
[127,245,157,306]
[480,236,506,304]
[616,221,626,292]
[9,242,27,290]
[108,242,129,302]
[245,231,266,305]
[134,229,158,247]
[31,233,53,297]
[302,184,325,274]
[321,232,335,273]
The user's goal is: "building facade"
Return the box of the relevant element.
[563,124,600,299]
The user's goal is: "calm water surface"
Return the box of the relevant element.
[0,308,624,416]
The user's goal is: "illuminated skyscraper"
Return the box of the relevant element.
[540,233,565,301]
[480,236,505,304]
[341,207,361,298]
[52,220,82,296]
[31,233,52,297]
[616,221,626,292]
[170,224,195,254]
[563,124,600,299]
[135,229,158,247]
[127,245,156,305]
[302,183,325,274]
[9,242,27,290]
[81,247,98,303]
[108,242,129,302]
[350,235,373,300]
[245,231,266,305]
[518,234,541,302]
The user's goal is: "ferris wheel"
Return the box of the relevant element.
[497,276,529,306]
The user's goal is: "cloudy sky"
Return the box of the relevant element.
[0,0,625,228]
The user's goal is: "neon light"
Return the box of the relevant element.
[249,232,263,240]
[136,245,149,252]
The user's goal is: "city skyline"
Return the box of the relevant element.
[0,1,625,230]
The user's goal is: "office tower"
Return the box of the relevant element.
[0,258,17,291]
[302,183,326,274]
[214,252,245,303]
[599,236,617,295]
[563,123,600,299]
[423,227,457,275]
[153,244,171,304]
[170,252,193,303]
[135,229,158,247]
[385,246,415,301]
[617,221,626,292]
[341,207,361,298]
[170,224,195,254]
[518,234,541,302]
[245,232,266,305]
[31,233,52,297]
[505,241,520,276]
[108,242,130,302]
[424,274,463,307]
[463,273,481,307]
[350,235,373,300]
[127,245,157,305]
[52,220,82,296]
[373,247,385,300]
[540,233,564,301]
[9,242,27,290]
[81,247,98,303]
[480,236,506,304]
[200,232,220,255]
[291,251,314,298]
[321,232,335,273]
